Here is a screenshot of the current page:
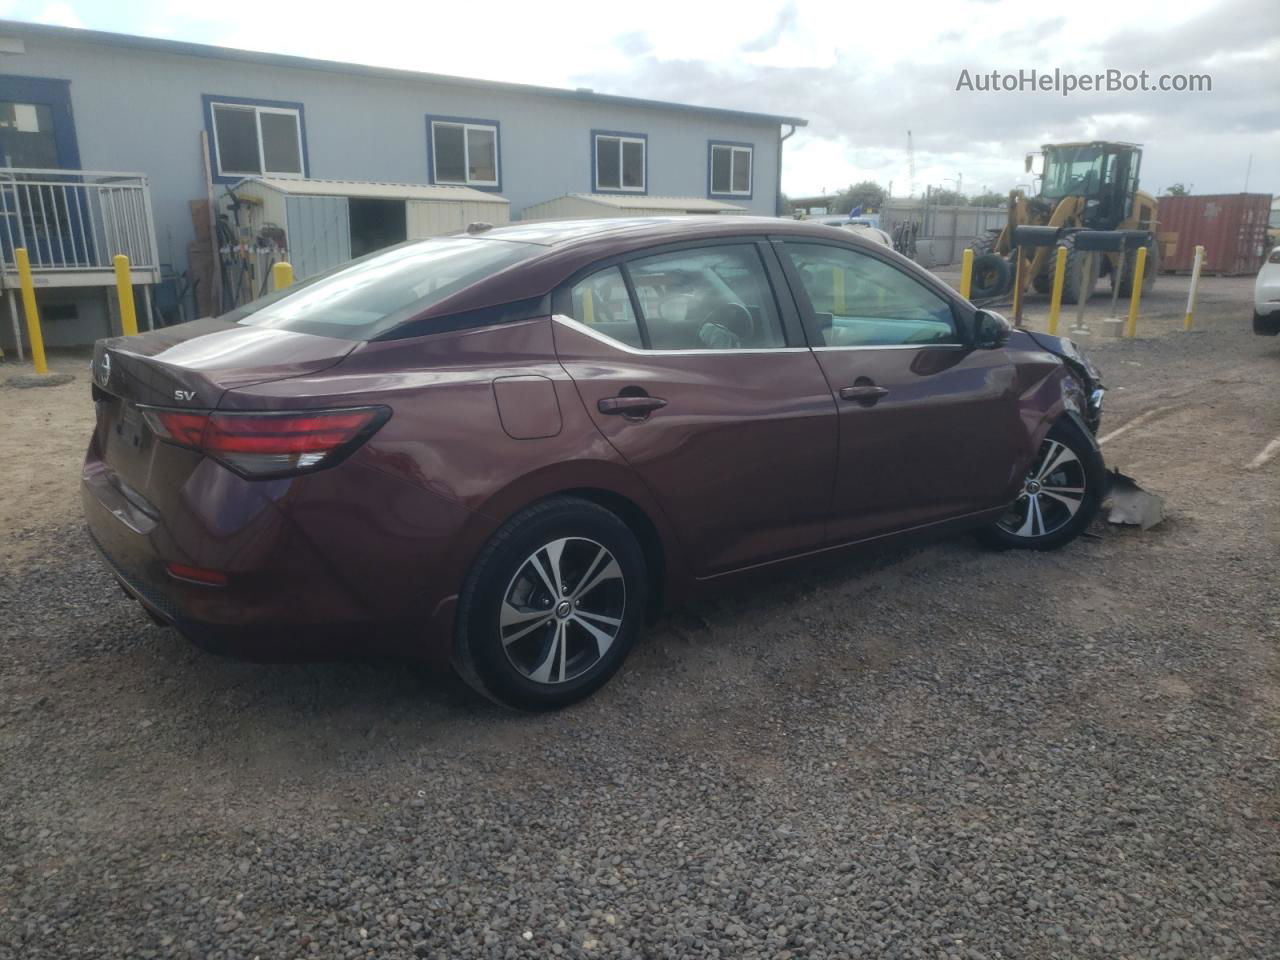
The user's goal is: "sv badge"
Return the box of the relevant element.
[174,390,197,402]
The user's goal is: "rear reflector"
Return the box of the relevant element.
[166,563,228,586]
[141,406,390,478]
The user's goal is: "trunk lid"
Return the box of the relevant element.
[91,318,357,409]
[90,318,357,499]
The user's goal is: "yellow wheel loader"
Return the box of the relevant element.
[969,141,1164,303]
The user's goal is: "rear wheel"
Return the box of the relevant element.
[976,418,1104,551]
[454,497,647,711]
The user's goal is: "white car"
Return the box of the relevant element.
[1256,246,1280,336]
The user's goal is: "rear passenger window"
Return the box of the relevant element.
[627,245,785,350]
[569,266,643,348]
[783,242,958,347]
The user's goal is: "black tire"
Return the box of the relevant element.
[1255,310,1280,336]
[970,253,1012,299]
[1058,234,1100,305]
[454,496,648,711]
[1114,237,1159,296]
[968,231,1000,257]
[976,417,1105,552]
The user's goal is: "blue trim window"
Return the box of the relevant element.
[203,94,308,183]
[592,130,646,194]
[709,141,753,199]
[426,116,501,190]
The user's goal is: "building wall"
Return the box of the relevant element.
[2,28,783,284]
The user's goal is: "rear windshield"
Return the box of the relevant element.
[227,237,541,340]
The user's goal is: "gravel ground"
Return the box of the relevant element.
[1,279,1277,959]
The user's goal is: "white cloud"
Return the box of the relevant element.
[12,0,1276,197]
[33,1,82,28]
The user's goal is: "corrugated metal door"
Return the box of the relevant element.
[285,195,351,279]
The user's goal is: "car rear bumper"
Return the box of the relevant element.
[81,436,474,663]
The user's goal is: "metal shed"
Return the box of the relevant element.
[520,193,747,221]
[225,177,510,279]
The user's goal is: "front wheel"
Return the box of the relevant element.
[976,419,1105,551]
[454,497,648,711]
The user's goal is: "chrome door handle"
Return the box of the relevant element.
[838,384,889,405]
[598,395,668,416]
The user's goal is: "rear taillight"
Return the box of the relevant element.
[141,406,390,478]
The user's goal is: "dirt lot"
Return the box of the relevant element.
[1,274,1277,959]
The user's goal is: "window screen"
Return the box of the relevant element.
[259,111,302,174]
[596,137,621,190]
[622,140,644,189]
[433,123,467,183]
[466,127,497,183]
[212,105,261,175]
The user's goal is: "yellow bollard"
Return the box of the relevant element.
[1011,251,1024,326]
[272,261,294,291]
[959,248,974,300]
[1047,245,1068,336]
[15,249,47,374]
[832,267,846,313]
[1184,244,1205,330]
[1124,246,1148,338]
[112,254,138,336]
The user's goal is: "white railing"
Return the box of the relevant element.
[0,167,160,275]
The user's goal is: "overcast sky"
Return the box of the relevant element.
[3,0,1276,198]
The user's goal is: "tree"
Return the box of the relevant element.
[833,181,887,214]
[1163,182,1189,196]
[928,188,966,206]
[777,192,791,216]
[969,191,1007,208]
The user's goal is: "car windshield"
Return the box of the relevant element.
[1041,146,1106,200]
[226,237,541,340]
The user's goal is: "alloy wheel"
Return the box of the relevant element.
[500,537,626,685]
[997,437,1088,539]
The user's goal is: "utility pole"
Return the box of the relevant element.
[1244,154,1253,191]
[907,130,915,199]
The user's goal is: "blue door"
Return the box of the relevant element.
[0,75,93,268]
[0,75,81,169]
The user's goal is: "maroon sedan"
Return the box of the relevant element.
[83,217,1106,709]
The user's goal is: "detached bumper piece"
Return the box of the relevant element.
[1103,469,1164,530]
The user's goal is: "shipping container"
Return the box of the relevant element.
[1158,193,1272,276]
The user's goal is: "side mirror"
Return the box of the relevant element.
[1025,152,1034,173]
[973,309,1012,349]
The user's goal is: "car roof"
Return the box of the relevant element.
[415,216,907,322]
[475,216,866,248]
